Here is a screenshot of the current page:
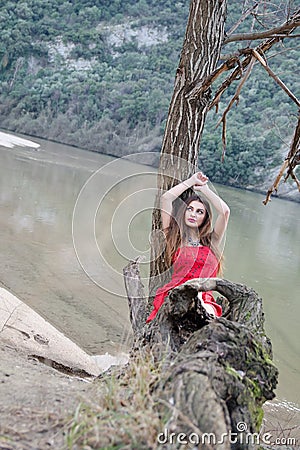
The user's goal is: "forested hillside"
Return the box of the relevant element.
[0,0,299,189]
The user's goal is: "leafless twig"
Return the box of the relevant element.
[215,56,256,160]
[251,49,300,107]
[226,2,259,37]
[263,113,300,204]
[0,303,21,334]
[224,10,300,44]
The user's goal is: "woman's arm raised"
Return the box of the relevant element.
[160,172,210,230]
[193,172,230,246]
[160,171,230,241]
[160,174,208,230]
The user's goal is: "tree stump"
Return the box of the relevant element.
[123,260,278,449]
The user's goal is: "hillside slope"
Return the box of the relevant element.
[0,0,299,197]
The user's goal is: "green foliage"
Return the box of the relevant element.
[0,0,299,188]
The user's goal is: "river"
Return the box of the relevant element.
[0,131,299,414]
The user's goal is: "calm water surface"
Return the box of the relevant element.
[0,132,299,410]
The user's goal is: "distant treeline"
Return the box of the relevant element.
[0,0,298,187]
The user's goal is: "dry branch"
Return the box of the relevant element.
[251,49,300,107]
[207,9,300,112]
[263,159,290,205]
[284,114,300,183]
[226,2,259,37]
[224,12,300,44]
[123,257,148,336]
[191,9,300,200]
[216,56,256,160]
[209,40,294,112]
[263,113,300,204]
[214,46,300,163]
[185,56,239,102]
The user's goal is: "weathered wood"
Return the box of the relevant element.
[123,260,278,449]
[123,257,148,337]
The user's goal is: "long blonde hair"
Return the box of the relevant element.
[163,193,222,275]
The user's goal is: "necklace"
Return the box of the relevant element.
[188,236,201,247]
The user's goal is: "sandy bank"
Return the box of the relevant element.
[0,288,128,449]
[0,131,40,149]
[0,288,128,375]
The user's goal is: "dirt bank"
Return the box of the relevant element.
[0,287,127,449]
[0,344,94,450]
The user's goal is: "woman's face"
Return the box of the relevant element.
[184,200,206,229]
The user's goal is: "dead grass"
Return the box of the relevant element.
[64,349,170,449]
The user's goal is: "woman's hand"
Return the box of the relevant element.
[189,171,209,189]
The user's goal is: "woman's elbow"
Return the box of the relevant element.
[224,206,230,220]
[161,192,174,208]
[161,191,174,201]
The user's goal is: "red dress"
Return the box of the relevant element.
[146,246,222,322]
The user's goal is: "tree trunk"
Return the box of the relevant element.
[149,0,227,295]
[123,260,278,449]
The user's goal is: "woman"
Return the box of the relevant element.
[147,171,230,322]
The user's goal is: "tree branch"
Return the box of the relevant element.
[263,159,289,205]
[284,114,300,183]
[203,13,300,200]
[226,2,259,37]
[187,10,300,113]
[251,49,300,108]
[224,14,300,44]
[123,257,148,336]
[185,56,239,102]
[263,113,300,205]
[215,56,256,160]
[208,37,280,112]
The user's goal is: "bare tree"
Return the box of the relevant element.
[150,0,300,288]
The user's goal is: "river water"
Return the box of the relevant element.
[0,131,299,412]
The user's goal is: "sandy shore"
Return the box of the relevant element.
[0,288,130,377]
[0,288,128,449]
[0,131,40,149]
